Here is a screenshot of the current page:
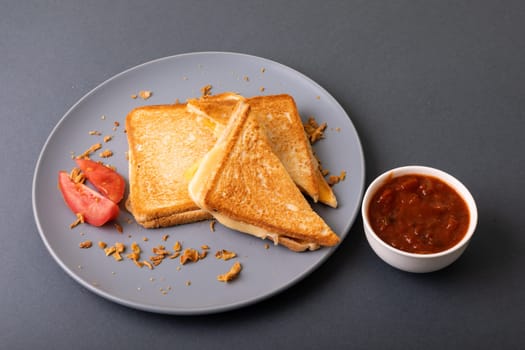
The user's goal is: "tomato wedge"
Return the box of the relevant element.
[75,158,125,203]
[58,171,119,226]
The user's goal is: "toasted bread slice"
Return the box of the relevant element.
[187,92,337,207]
[188,101,340,250]
[125,104,221,228]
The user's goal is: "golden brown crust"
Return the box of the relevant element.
[125,198,212,228]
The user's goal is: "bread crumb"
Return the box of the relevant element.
[260,67,266,73]
[79,240,92,249]
[126,242,141,262]
[217,262,242,282]
[69,167,85,184]
[200,84,212,96]
[77,143,102,159]
[89,130,101,136]
[115,242,125,253]
[152,245,169,256]
[139,90,152,100]
[264,243,270,249]
[149,255,164,266]
[131,94,137,99]
[180,248,199,265]
[149,245,170,266]
[98,241,107,249]
[161,234,169,242]
[168,252,180,259]
[104,246,116,256]
[209,220,216,232]
[111,242,125,261]
[70,213,84,229]
[215,249,237,261]
[259,87,265,92]
[103,135,112,143]
[114,222,123,233]
[320,165,330,177]
[243,75,249,82]
[303,117,327,144]
[328,170,347,186]
[173,241,182,252]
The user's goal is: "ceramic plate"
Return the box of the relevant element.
[32,52,365,314]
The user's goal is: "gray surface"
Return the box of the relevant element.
[2,0,524,348]
[32,52,365,314]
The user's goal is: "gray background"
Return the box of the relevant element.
[2,1,524,349]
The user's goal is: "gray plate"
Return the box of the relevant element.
[32,52,365,315]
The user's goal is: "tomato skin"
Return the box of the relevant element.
[58,171,119,226]
[75,158,125,203]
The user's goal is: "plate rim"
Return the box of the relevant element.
[32,51,366,315]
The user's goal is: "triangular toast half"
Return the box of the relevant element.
[188,101,340,250]
[126,104,219,228]
[187,93,337,208]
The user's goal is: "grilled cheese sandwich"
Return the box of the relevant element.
[187,92,337,207]
[188,101,340,251]
[125,104,219,228]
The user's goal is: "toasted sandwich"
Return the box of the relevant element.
[125,104,221,228]
[187,92,337,208]
[188,101,340,251]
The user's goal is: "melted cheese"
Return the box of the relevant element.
[188,136,227,205]
[317,172,338,208]
[183,161,201,181]
[212,212,280,244]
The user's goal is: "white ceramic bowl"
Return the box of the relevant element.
[361,165,478,273]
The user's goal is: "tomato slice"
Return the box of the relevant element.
[75,158,125,203]
[58,171,119,226]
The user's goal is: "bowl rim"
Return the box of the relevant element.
[361,165,478,259]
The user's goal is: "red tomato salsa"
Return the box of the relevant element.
[368,174,470,254]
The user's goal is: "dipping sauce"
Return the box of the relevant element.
[368,174,470,254]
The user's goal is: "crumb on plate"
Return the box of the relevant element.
[79,240,92,249]
[217,262,242,282]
